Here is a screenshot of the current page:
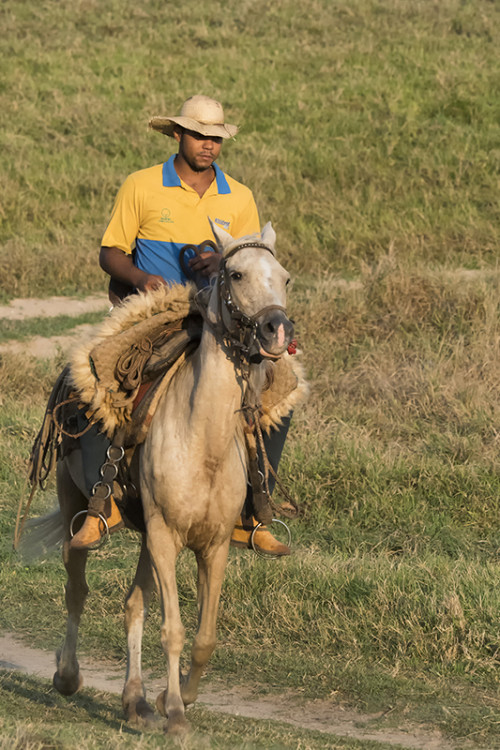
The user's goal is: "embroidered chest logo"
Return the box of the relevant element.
[214,217,230,230]
[160,208,173,223]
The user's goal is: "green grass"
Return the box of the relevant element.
[1,0,499,299]
[1,261,499,746]
[0,311,106,343]
[1,673,401,750]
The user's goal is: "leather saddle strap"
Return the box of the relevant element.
[243,421,273,526]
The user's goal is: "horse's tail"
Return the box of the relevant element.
[16,508,64,562]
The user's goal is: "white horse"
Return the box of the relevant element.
[52,221,294,734]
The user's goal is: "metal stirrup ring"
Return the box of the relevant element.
[250,518,292,559]
[69,510,110,550]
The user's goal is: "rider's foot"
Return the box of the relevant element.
[230,520,291,556]
[70,496,124,550]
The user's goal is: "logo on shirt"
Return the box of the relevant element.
[214,217,230,230]
[160,208,173,223]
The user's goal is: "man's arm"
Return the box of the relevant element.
[100,246,166,293]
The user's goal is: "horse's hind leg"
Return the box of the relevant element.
[53,543,89,694]
[53,461,89,696]
[122,535,161,728]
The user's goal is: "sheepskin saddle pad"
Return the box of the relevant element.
[68,283,308,443]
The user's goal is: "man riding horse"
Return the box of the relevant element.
[71,95,292,556]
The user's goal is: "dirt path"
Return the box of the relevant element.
[0,633,453,749]
[0,294,110,321]
[0,294,110,358]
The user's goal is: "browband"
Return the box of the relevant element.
[223,241,275,260]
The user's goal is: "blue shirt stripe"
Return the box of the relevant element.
[135,238,192,285]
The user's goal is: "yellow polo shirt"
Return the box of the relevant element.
[101,156,260,285]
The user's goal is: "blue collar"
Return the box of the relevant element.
[162,155,231,194]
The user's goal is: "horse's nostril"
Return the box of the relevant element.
[258,312,293,351]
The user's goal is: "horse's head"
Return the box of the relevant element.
[209,220,294,360]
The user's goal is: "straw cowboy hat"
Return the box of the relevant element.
[149,95,238,139]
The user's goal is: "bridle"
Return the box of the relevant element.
[215,241,288,366]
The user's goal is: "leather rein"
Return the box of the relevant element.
[214,240,300,524]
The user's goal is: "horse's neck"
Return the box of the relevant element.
[154,290,266,457]
[192,290,243,417]
[197,324,243,404]
[186,322,264,453]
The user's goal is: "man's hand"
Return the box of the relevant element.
[136,274,167,293]
[188,251,222,277]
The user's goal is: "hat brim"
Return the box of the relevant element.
[149,115,238,139]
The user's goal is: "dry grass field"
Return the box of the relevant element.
[0,0,499,748]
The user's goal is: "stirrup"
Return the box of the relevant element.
[69,510,110,550]
[250,518,292,559]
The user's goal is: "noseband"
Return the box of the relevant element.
[216,241,288,364]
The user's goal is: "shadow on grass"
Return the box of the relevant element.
[0,670,146,737]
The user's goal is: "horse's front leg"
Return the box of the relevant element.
[180,540,230,706]
[146,519,187,735]
[122,535,161,728]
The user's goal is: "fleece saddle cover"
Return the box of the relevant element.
[68,283,308,443]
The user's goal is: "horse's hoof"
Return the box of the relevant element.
[156,693,189,734]
[53,670,83,696]
[125,697,163,730]
[165,710,189,736]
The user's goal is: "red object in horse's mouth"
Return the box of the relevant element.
[287,339,297,355]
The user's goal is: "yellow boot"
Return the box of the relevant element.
[70,495,124,550]
[230,518,291,556]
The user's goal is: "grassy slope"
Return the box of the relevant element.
[1,0,499,299]
[0,0,499,747]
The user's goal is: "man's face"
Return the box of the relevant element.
[174,128,222,172]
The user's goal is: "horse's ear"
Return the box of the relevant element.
[261,221,277,255]
[208,218,234,253]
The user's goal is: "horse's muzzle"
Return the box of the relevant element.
[256,309,294,357]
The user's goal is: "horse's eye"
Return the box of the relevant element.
[230,271,242,281]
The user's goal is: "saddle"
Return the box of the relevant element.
[28,284,308,532]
